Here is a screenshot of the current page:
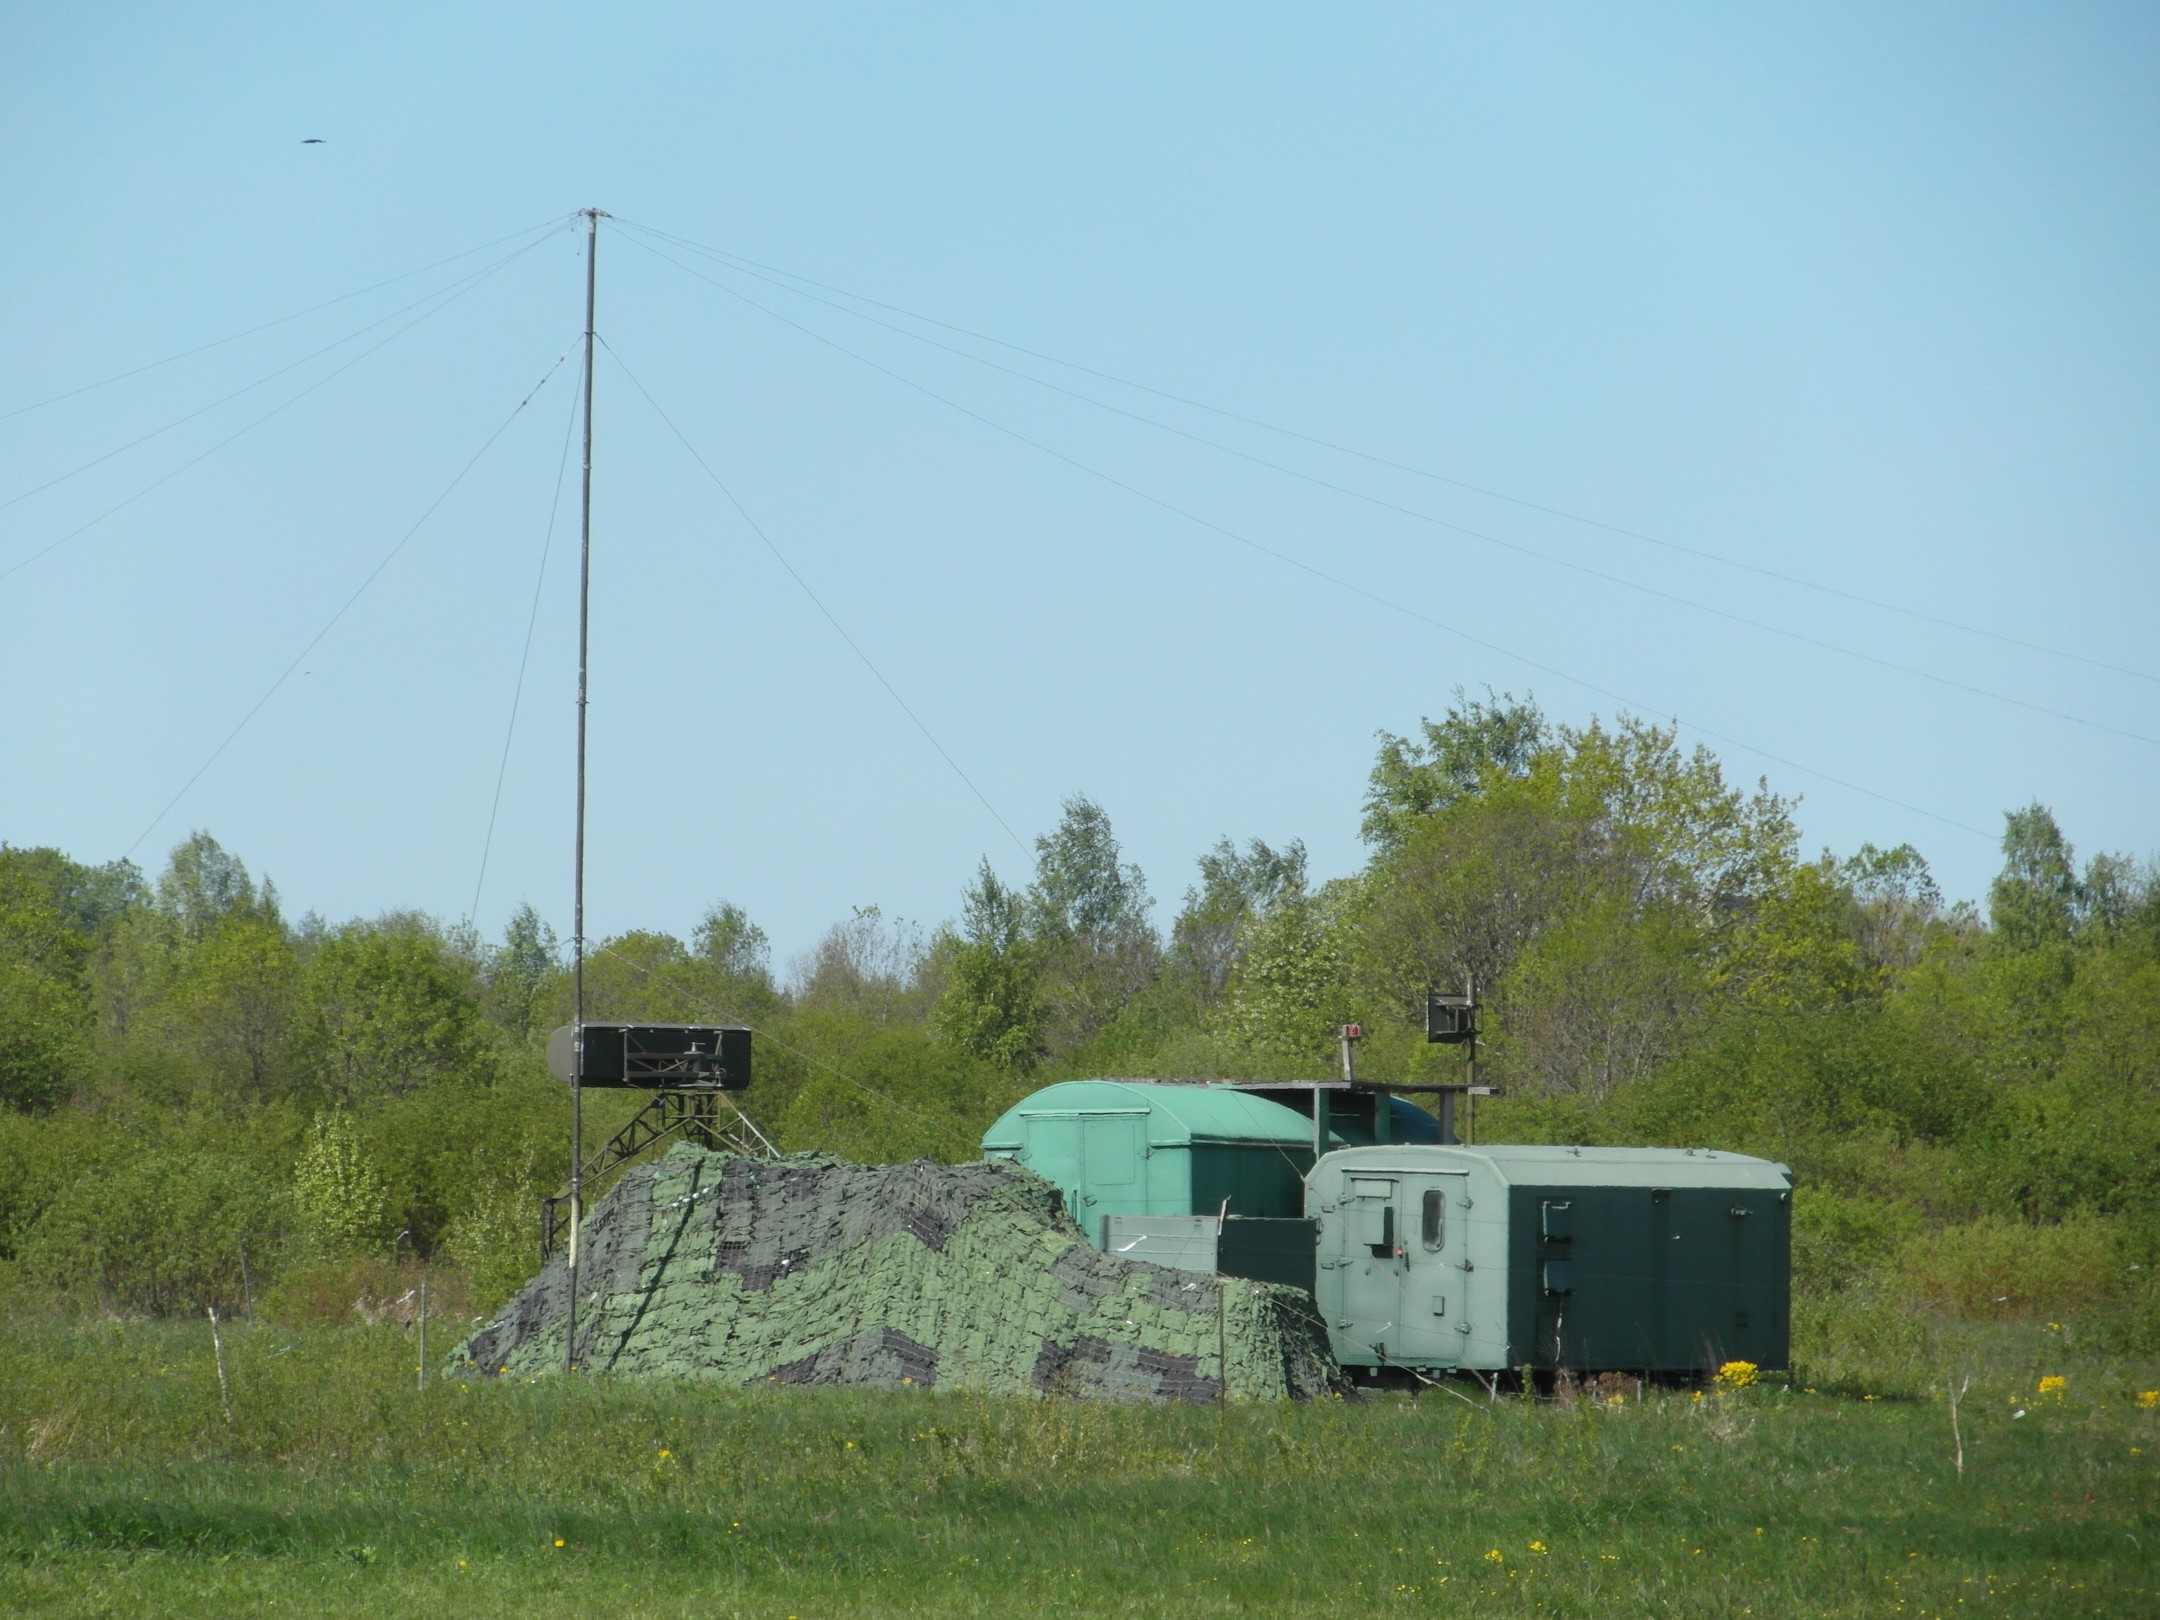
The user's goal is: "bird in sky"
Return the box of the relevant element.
[302,137,325,145]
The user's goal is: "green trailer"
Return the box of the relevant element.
[980,1079,1439,1242]
[1308,1145,1791,1375]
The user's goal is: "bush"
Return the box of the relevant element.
[769,1018,1004,1163]
[1790,1278,1932,1393]
[1897,1214,2129,1320]
[441,1182,542,1315]
[291,1112,391,1255]
[0,1108,110,1263]
[1790,1186,1919,1295]
[0,961,87,1112]
[19,1147,288,1316]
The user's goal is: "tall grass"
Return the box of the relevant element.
[2,1313,2154,1617]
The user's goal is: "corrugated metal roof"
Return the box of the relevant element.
[1318,1143,1791,1189]
[984,1079,1317,1147]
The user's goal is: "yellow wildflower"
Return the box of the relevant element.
[2038,1375,2067,1398]
[1528,1540,1548,1555]
[1484,1549,1504,1564]
[2135,1390,2157,1411]
[1715,1360,1759,1390]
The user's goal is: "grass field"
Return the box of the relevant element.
[1,1316,2155,1617]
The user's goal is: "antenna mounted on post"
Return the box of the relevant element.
[1424,980,1497,1144]
[549,210,775,1373]
[565,207,602,1377]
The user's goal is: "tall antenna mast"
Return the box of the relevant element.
[566,207,601,1375]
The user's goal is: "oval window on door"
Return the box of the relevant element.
[1421,1188,1445,1251]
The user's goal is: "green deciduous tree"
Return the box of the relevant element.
[1842,842,1957,976]
[0,845,143,969]
[932,861,1043,1073]
[695,900,783,1022]
[772,1021,1004,1163]
[1361,687,1549,856]
[89,906,177,1053]
[155,830,270,944]
[1170,836,1306,1007]
[795,906,931,1025]
[483,902,560,1039]
[302,922,492,1103]
[1501,896,1707,1102]
[1712,859,1877,1013]
[171,911,301,1105]
[1989,803,2080,953]
[695,900,771,986]
[1349,707,1797,1098]
[1026,795,1158,1049]
[1218,887,1351,1067]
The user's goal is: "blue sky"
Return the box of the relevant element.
[3,3,2155,968]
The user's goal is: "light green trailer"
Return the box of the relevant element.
[1308,1145,1791,1375]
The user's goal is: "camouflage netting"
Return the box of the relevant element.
[455,1145,1341,1401]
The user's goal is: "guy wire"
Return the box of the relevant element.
[126,339,583,860]
[470,349,586,926]
[0,213,576,423]
[608,242,1991,839]
[616,216,2155,689]
[2,228,567,586]
[596,335,1029,856]
[617,224,2155,750]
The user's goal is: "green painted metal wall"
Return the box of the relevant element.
[1505,1180,1790,1372]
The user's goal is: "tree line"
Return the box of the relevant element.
[2,691,2155,1340]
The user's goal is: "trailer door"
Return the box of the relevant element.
[1392,1170,1471,1368]
[1325,1175,1401,1367]
[1076,1110,1149,1229]
[1324,1171,1469,1371]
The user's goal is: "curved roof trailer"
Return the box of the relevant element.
[981,1079,1441,1238]
[982,1080,1323,1240]
[1308,1144,1792,1377]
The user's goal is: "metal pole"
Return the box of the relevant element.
[1215,1198,1229,1405]
[567,207,599,1376]
[207,1306,233,1426]
[1464,976,1477,1146]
